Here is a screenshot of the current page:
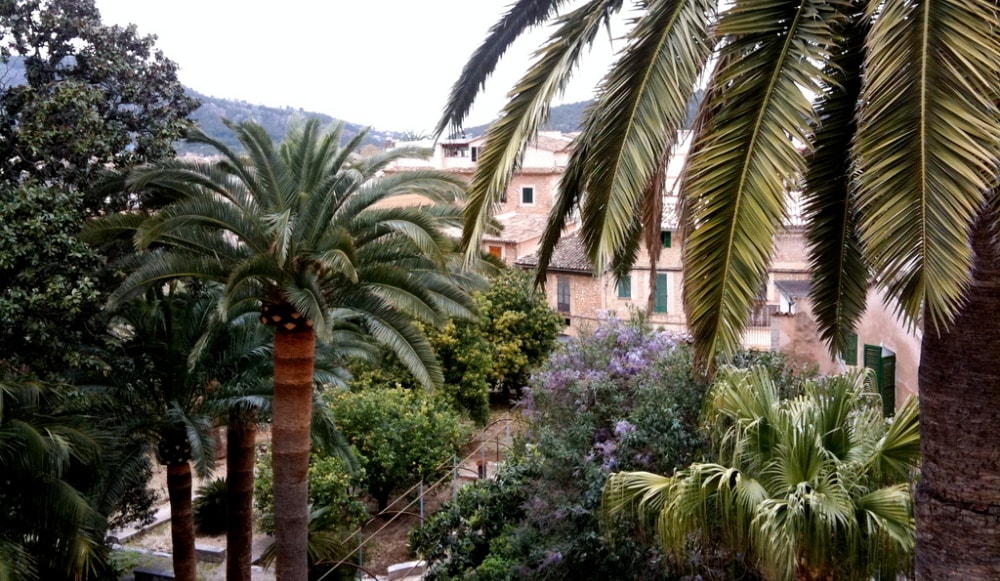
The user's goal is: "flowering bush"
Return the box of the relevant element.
[413,315,712,579]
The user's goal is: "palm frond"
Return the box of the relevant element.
[462,0,625,264]
[854,0,1000,331]
[575,0,714,273]
[682,0,843,365]
[803,6,870,355]
[435,0,570,136]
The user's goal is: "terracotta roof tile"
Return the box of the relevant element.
[515,231,593,272]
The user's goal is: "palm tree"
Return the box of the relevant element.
[444,1,1000,576]
[0,372,105,581]
[205,304,370,581]
[104,284,221,581]
[86,119,478,580]
[604,367,920,580]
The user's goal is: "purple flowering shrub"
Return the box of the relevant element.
[413,314,741,580]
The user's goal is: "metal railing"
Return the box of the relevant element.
[316,413,523,581]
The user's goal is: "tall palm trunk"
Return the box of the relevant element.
[916,216,1000,579]
[167,463,197,581]
[227,415,256,581]
[271,326,315,581]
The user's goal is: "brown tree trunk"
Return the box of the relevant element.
[272,327,315,581]
[915,218,1000,579]
[227,417,256,581]
[167,463,197,581]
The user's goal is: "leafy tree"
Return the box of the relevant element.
[0,0,197,200]
[0,0,195,380]
[85,118,478,580]
[605,367,920,580]
[350,316,493,426]
[0,185,103,375]
[327,386,469,511]
[445,1,1000,575]
[476,269,562,395]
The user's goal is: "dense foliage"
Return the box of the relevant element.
[0,0,197,199]
[255,452,369,536]
[412,316,763,580]
[605,367,920,580]
[475,269,563,395]
[327,387,470,511]
[0,185,104,374]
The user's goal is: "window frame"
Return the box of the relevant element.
[521,185,535,205]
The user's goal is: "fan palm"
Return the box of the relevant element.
[604,367,920,580]
[446,1,1000,575]
[85,118,478,580]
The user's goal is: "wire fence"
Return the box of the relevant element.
[316,412,524,581]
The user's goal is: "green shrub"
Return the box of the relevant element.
[475,269,563,396]
[254,452,368,536]
[411,315,793,579]
[327,387,469,511]
[193,477,228,536]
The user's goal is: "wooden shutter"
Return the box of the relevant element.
[654,273,668,313]
[842,332,858,365]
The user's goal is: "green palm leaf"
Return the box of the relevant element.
[575,0,714,273]
[462,0,624,263]
[854,0,1000,331]
[436,0,570,136]
[803,6,870,355]
[682,0,844,365]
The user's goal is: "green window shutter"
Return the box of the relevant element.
[881,351,896,417]
[842,332,858,365]
[618,275,631,299]
[863,344,895,416]
[654,273,668,313]
[661,230,672,248]
[521,186,534,204]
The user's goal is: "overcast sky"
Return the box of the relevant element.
[93,1,621,132]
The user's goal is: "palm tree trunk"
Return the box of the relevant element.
[915,217,1000,579]
[227,416,256,581]
[272,327,315,581]
[167,462,197,581]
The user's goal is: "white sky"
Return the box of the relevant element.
[94,1,621,132]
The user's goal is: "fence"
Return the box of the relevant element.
[315,413,522,581]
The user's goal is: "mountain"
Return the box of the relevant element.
[461,100,590,137]
[181,90,397,155]
[458,93,702,138]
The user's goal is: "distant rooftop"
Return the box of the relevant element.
[515,232,592,273]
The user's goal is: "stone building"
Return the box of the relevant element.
[383,130,918,409]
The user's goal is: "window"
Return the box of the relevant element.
[654,273,668,313]
[557,276,570,313]
[521,186,534,205]
[487,245,502,260]
[661,230,672,248]
[617,275,631,299]
[470,146,480,162]
[864,344,896,416]
[842,332,858,365]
